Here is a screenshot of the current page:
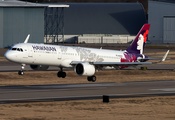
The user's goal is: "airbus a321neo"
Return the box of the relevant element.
[5,24,169,82]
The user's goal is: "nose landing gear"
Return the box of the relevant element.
[18,64,25,75]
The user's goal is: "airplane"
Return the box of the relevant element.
[4,24,169,82]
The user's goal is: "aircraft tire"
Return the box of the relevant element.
[18,71,23,75]
[91,76,96,82]
[57,72,66,78]
[87,77,92,82]
[87,76,96,82]
[62,72,66,78]
[57,72,62,78]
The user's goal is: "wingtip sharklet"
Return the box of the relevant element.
[24,34,30,43]
[161,50,169,62]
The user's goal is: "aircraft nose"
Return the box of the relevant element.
[4,51,13,61]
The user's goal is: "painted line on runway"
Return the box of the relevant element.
[0,87,107,94]
[0,82,119,89]
[123,80,175,84]
[150,88,175,91]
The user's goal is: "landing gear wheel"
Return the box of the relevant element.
[18,71,24,75]
[87,76,96,82]
[18,64,25,75]
[87,77,91,82]
[57,71,66,78]
[57,72,62,78]
[91,76,96,82]
[62,72,66,78]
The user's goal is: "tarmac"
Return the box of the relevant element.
[1,80,175,103]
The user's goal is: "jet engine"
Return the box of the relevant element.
[74,62,95,76]
[30,65,49,71]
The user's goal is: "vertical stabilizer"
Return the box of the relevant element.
[24,34,30,43]
[126,24,150,54]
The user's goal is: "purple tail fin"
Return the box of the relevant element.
[126,24,150,54]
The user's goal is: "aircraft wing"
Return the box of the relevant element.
[71,61,155,67]
[138,57,170,61]
[71,50,169,66]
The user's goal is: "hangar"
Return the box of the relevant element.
[0,0,69,48]
[0,1,46,48]
[148,1,175,43]
[46,3,147,44]
[0,1,146,48]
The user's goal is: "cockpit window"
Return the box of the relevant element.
[12,48,17,50]
[11,47,23,52]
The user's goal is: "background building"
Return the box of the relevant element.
[0,1,47,48]
[45,3,147,44]
[0,0,147,48]
[148,1,175,43]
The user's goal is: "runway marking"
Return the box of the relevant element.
[0,89,53,94]
[150,88,175,91]
[0,87,107,94]
[0,82,118,89]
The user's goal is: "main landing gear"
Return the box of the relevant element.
[87,76,96,82]
[57,67,66,78]
[18,64,25,75]
[57,67,96,82]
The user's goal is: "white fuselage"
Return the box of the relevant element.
[5,43,125,67]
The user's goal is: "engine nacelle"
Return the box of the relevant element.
[30,65,49,71]
[74,62,95,76]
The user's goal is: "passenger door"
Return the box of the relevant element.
[28,46,33,57]
[57,47,62,60]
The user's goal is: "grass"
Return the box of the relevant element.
[0,70,175,86]
[1,96,175,120]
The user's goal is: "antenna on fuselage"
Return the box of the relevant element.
[24,34,30,43]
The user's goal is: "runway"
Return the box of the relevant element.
[1,80,175,103]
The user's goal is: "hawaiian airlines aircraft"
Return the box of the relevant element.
[4,24,169,82]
